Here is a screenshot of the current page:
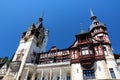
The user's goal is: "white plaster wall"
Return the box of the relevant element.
[71,63,83,80]
[26,39,41,62]
[104,45,120,79]
[94,60,110,79]
[12,40,32,62]
[16,40,33,80]
[16,37,42,80]
[106,60,120,79]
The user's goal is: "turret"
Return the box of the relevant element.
[3,16,48,80]
[89,10,111,58]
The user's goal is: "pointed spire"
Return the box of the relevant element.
[89,9,97,20]
[36,12,45,29]
[39,11,44,22]
[90,9,95,17]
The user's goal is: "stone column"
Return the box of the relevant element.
[31,71,36,80]
[24,69,29,80]
[50,69,52,80]
[40,70,44,80]
[71,63,83,80]
[60,68,62,80]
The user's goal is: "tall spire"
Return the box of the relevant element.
[36,12,44,29]
[90,9,97,20]
[39,11,44,22]
[90,9,95,17]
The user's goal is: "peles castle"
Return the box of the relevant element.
[1,10,120,80]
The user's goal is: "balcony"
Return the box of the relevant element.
[80,54,95,69]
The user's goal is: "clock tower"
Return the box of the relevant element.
[3,17,49,80]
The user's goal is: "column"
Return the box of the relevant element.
[60,68,62,80]
[31,71,36,80]
[50,69,52,80]
[24,69,29,80]
[41,70,44,80]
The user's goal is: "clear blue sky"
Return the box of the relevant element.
[0,0,120,59]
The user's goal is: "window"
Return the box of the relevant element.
[90,47,93,54]
[82,47,89,55]
[83,69,95,80]
[103,46,108,55]
[57,76,60,80]
[67,76,70,80]
[42,77,44,80]
[71,50,78,59]
[109,68,116,79]
[49,58,54,63]
[81,36,86,41]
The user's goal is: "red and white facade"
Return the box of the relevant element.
[3,11,120,80]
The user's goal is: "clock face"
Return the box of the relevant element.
[26,31,31,36]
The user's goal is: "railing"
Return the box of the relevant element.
[39,55,70,64]
[39,50,70,64]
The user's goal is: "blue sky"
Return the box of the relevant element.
[0,0,120,59]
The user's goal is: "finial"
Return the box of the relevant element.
[80,23,85,33]
[90,9,95,17]
[80,23,83,30]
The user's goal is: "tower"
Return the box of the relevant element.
[70,10,120,80]
[89,10,111,79]
[3,17,49,80]
[89,10,120,79]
